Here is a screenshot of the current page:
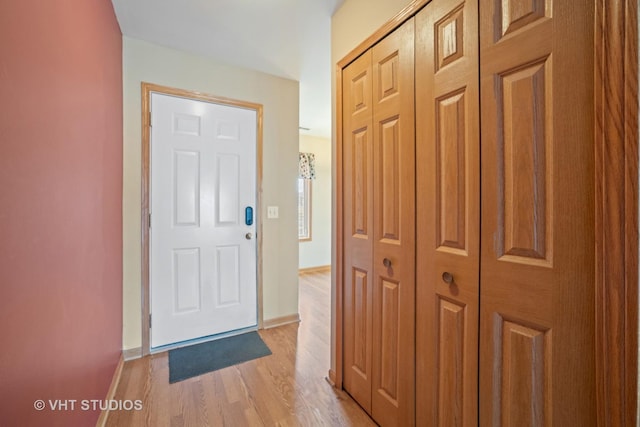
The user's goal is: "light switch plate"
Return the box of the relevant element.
[267,206,279,219]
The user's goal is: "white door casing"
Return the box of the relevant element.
[150,93,258,348]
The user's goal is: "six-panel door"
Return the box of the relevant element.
[479,0,596,425]
[150,93,258,348]
[415,0,480,425]
[371,18,416,427]
[342,50,375,412]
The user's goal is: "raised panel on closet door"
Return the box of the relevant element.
[415,0,479,425]
[371,18,415,427]
[342,50,374,413]
[479,0,596,425]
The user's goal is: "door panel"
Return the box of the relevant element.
[216,154,241,225]
[342,51,374,412]
[172,248,201,313]
[173,151,200,226]
[216,245,241,306]
[436,90,467,251]
[497,318,549,426]
[371,18,415,427]
[379,119,401,241]
[150,93,258,348]
[500,60,550,263]
[352,269,370,375]
[437,298,466,426]
[379,278,400,401]
[479,0,595,424]
[415,0,479,425]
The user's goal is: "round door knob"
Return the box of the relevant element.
[383,258,392,268]
[442,271,454,284]
[245,232,253,240]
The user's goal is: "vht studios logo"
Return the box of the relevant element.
[33,399,143,411]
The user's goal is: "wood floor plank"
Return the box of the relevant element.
[105,271,374,426]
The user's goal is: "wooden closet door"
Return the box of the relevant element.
[479,0,595,425]
[370,18,416,427]
[342,50,375,413]
[415,0,479,425]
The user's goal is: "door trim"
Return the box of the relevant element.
[332,0,638,422]
[140,82,264,356]
[595,0,638,424]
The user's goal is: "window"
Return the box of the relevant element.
[298,178,311,240]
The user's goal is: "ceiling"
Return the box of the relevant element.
[111,0,344,139]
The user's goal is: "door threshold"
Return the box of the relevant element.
[150,326,258,354]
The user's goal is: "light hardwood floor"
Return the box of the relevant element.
[105,270,375,426]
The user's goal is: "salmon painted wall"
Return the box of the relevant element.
[0,1,123,426]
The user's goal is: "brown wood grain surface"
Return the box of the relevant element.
[415,0,480,424]
[333,0,637,424]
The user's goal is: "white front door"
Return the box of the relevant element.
[150,93,258,348]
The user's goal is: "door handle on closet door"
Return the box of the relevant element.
[442,272,454,284]
[383,258,392,268]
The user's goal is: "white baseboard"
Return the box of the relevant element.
[262,313,301,329]
[122,347,142,361]
[298,265,331,274]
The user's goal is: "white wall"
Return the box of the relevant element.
[330,0,414,375]
[299,134,332,269]
[122,37,300,350]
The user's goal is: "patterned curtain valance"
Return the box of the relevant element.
[299,152,316,179]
